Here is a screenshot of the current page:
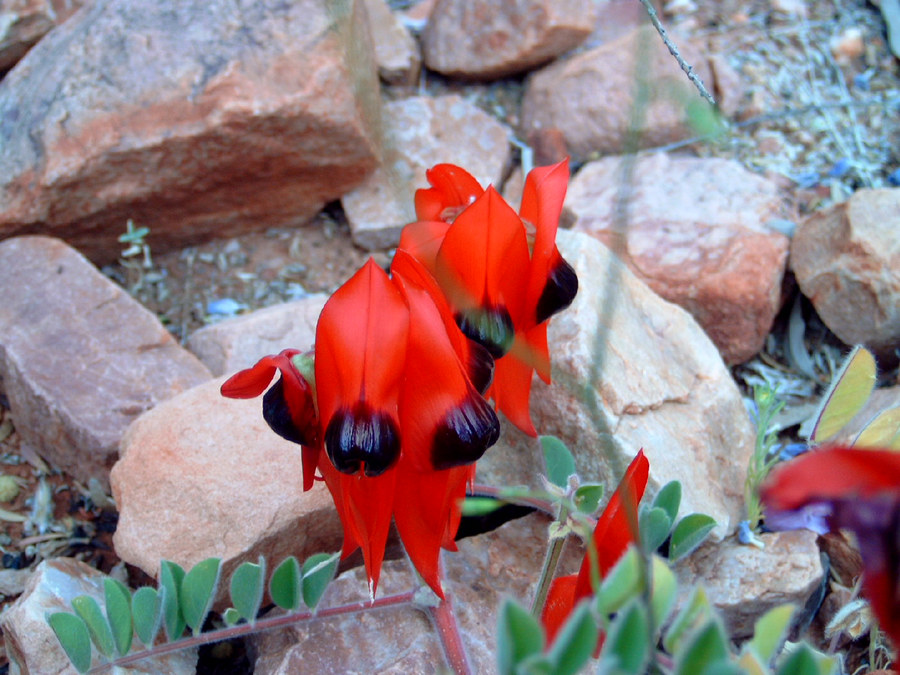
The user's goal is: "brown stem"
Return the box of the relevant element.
[88,590,417,673]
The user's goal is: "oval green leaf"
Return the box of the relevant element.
[181,557,221,635]
[461,496,503,517]
[48,612,93,674]
[574,484,604,514]
[746,603,795,664]
[546,600,598,675]
[160,561,186,641]
[674,618,730,675]
[302,552,339,611]
[132,586,164,647]
[653,481,682,522]
[103,578,133,656]
[223,607,242,627]
[639,506,673,553]
[669,514,716,561]
[663,585,711,654]
[811,345,876,443]
[599,600,648,675]
[650,555,677,631]
[597,547,643,615]
[71,595,115,658]
[270,556,302,611]
[230,557,265,624]
[854,407,900,450]
[497,597,544,675]
[776,644,826,675]
[541,435,576,488]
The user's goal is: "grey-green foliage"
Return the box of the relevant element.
[499,548,839,675]
[48,552,338,674]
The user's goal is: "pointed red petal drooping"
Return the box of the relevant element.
[414,164,484,222]
[540,574,577,645]
[575,450,649,599]
[221,353,292,398]
[488,345,539,437]
[317,457,397,596]
[315,259,409,477]
[761,445,900,511]
[392,464,470,598]
[435,187,530,359]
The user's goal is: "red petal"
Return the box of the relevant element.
[761,446,900,512]
[392,464,470,598]
[575,450,649,599]
[488,345,538,437]
[540,574,577,644]
[221,351,299,398]
[315,259,409,477]
[397,220,452,277]
[318,457,397,596]
[415,164,484,222]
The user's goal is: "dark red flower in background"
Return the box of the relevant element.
[541,450,649,646]
[761,445,900,652]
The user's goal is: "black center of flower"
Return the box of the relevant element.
[263,378,312,446]
[431,394,500,470]
[465,340,495,395]
[324,404,401,477]
[535,257,578,325]
[455,306,515,359]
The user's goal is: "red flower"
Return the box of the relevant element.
[398,161,577,436]
[541,450,649,646]
[761,445,900,650]
[222,257,500,597]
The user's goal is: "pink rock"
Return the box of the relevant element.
[1,558,197,674]
[363,0,421,85]
[0,236,211,489]
[521,24,715,159]
[791,188,900,363]
[675,531,823,639]
[0,0,381,263]
[566,153,790,364]
[342,95,511,250]
[476,231,756,540]
[422,0,596,80]
[186,294,328,376]
[110,377,344,599]
[0,0,82,72]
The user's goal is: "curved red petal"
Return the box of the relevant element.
[488,347,538,437]
[761,446,900,512]
[315,259,409,477]
[393,464,469,599]
[221,354,286,398]
[540,574,577,644]
[397,220,452,277]
[575,450,649,599]
[415,164,484,222]
[318,457,397,596]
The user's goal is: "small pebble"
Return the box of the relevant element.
[0,474,20,502]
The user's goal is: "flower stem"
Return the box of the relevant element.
[428,594,473,675]
[88,590,417,673]
[530,505,569,618]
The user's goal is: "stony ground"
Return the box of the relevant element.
[1,0,899,673]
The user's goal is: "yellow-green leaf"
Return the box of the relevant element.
[811,346,876,443]
[854,407,900,450]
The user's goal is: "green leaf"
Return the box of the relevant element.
[653,481,682,522]
[674,618,730,675]
[160,561,186,641]
[541,435,576,488]
[302,552,339,610]
[776,643,825,675]
[461,496,504,517]
[48,612,93,673]
[745,604,795,665]
[546,601,598,675]
[574,484,604,514]
[103,578,133,656]
[811,345,876,443]
[496,597,544,675]
[650,555,677,631]
[222,607,242,627]
[270,556,302,611]
[639,506,673,552]
[181,557,221,635]
[669,514,716,561]
[71,595,115,658]
[663,585,711,654]
[597,547,644,615]
[854,407,900,449]
[599,600,648,674]
[230,558,265,624]
[132,586,164,647]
